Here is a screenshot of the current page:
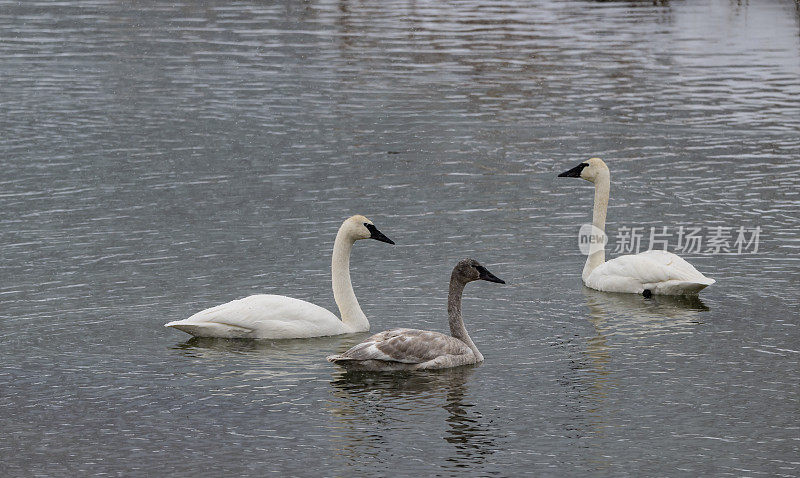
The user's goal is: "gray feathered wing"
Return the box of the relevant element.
[329,328,472,365]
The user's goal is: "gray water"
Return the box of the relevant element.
[2,0,799,476]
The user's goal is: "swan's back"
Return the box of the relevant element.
[588,250,715,295]
[327,328,476,371]
[165,294,348,339]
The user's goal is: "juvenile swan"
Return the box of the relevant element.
[327,259,504,371]
[558,158,714,296]
[164,215,394,339]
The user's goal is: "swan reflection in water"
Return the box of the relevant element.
[576,286,709,405]
[173,335,365,358]
[555,288,710,471]
[582,286,709,339]
[574,286,710,403]
[171,335,369,379]
[327,366,501,473]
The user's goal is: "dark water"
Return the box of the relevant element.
[2,0,799,476]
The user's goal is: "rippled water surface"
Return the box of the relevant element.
[2,0,799,476]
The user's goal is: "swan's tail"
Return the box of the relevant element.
[327,354,367,364]
[659,278,715,295]
[164,319,253,338]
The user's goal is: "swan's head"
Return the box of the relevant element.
[558,157,609,183]
[453,258,505,285]
[343,215,395,244]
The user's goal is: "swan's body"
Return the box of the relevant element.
[165,215,394,339]
[166,295,349,339]
[559,158,714,296]
[328,259,504,371]
[585,249,714,296]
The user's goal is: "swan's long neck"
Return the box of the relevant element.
[447,278,483,362]
[331,227,369,332]
[584,171,610,280]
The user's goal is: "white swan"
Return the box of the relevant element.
[164,215,395,339]
[558,158,715,296]
[327,259,504,371]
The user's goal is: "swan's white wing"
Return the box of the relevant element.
[588,250,714,294]
[638,250,713,278]
[165,294,347,339]
[331,328,472,364]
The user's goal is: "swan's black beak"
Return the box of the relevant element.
[365,223,395,245]
[476,265,505,284]
[558,162,588,178]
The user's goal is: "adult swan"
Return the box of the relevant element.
[164,215,395,338]
[558,158,714,296]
